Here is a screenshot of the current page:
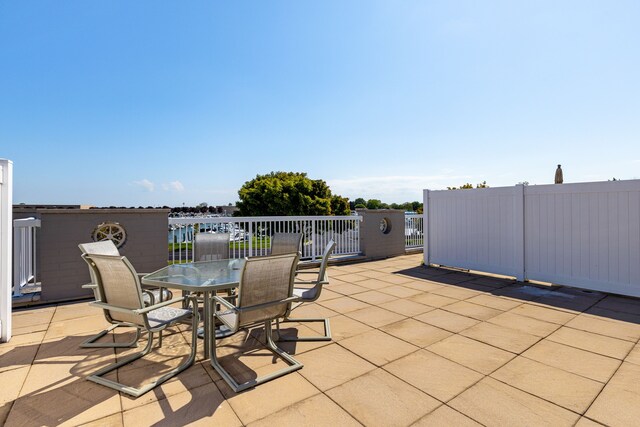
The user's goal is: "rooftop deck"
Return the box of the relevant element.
[2,254,640,426]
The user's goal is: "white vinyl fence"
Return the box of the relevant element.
[13,217,40,297]
[424,180,640,297]
[0,159,13,342]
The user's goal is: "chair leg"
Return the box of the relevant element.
[275,317,332,342]
[210,320,303,393]
[87,312,199,398]
[80,324,141,348]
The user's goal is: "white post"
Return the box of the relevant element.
[514,184,525,281]
[0,159,13,342]
[423,189,430,266]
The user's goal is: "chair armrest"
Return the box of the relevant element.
[142,289,155,306]
[82,283,97,289]
[212,295,300,314]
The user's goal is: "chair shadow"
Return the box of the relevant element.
[2,325,229,426]
[394,265,640,325]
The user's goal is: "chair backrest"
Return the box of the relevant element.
[79,241,121,299]
[82,253,146,327]
[194,233,230,261]
[317,240,336,284]
[236,253,299,327]
[270,232,303,256]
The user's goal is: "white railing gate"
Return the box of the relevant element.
[0,159,13,342]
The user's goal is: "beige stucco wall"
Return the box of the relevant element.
[358,209,406,259]
[34,209,169,302]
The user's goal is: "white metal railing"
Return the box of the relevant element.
[13,217,40,297]
[405,213,424,248]
[169,215,363,263]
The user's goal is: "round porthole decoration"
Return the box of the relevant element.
[92,222,127,248]
[379,217,392,234]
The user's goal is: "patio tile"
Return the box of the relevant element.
[585,362,640,426]
[547,326,635,360]
[318,296,371,314]
[316,288,342,302]
[355,278,393,290]
[625,344,640,365]
[7,373,122,427]
[119,362,213,411]
[217,372,318,424]
[339,329,419,366]
[593,295,640,315]
[377,274,415,285]
[427,335,515,375]
[565,313,640,342]
[509,303,577,325]
[442,301,503,321]
[379,298,434,317]
[574,417,606,426]
[414,309,479,333]
[296,344,376,391]
[327,282,369,296]
[332,273,369,283]
[0,366,29,406]
[465,294,522,311]
[385,350,483,402]
[248,393,360,427]
[122,383,241,427]
[380,318,452,348]
[400,280,445,292]
[586,306,640,324]
[12,307,55,330]
[491,356,604,413]
[351,290,398,305]
[307,314,373,341]
[76,413,123,426]
[449,377,580,426]
[487,310,560,337]
[522,340,621,383]
[412,404,482,427]
[4,331,46,347]
[0,342,39,374]
[288,302,340,319]
[431,286,480,300]
[51,302,100,323]
[409,293,458,308]
[44,315,113,341]
[460,322,540,353]
[378,284,424,298]
[327,368,440,427]
[345,306,406,328]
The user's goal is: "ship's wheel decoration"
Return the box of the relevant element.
[92,222,127,248]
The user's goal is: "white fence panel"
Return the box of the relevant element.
[0,159,13,342]
[425,186,524,279]
[525,181,640,297]
[13,218,40,297]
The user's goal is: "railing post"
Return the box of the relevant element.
[311,220,316,261]
[0,159,13,343]
[423,189,430,266]
[248,219,254,257]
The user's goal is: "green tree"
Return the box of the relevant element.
[236,172,351,216]
[353,197,366,206]
[366,199,382,209]
[447,181,489,190]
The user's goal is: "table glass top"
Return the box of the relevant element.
[143,258,245,290]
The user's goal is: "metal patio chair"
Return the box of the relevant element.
[210,253,302,392]
[270,232,303,255]
[194,232,230,261]
[78,241,172,348]
[276,240,336,342]
[82,252,199,398]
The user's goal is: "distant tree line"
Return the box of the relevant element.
[350,198,423,213]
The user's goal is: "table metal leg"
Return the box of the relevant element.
[203,291,210,359]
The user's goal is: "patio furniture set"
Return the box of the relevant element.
[77,232,336,397]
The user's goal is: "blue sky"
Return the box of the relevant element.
[1,1,639,207]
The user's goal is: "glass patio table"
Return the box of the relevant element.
[142,258,245,358]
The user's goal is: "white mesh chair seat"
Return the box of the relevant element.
[292,287,318,300]
[142,288,173,306]
[147,306,192,328]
